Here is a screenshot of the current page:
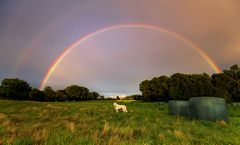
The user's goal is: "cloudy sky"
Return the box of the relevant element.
[0,0,240,96]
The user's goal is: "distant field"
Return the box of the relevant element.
[0,100,240,145]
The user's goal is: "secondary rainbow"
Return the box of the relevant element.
[13,9,79,76]
[40,23,221,90]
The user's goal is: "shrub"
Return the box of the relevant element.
[0,78,31,100]
[29,89,45,101]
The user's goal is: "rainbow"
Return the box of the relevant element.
[13,8,77,76]
[39,23,221,90]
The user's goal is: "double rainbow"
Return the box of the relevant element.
[39,24,221,90]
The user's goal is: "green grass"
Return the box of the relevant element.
[0,100,240,145]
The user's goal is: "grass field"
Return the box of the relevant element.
[0,100,240,145]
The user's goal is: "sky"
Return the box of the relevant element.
[0,0,240,97]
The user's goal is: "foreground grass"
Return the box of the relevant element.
[0,100,240,145]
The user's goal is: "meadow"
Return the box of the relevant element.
[0,100,240,145]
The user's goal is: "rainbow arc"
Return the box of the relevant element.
[40,24,221,90]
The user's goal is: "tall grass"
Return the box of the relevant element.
[0,100,240,144]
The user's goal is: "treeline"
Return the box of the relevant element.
[1,64,239,102]
[0,79,103,101]
[140,64,240,103]
[121,94,143,100]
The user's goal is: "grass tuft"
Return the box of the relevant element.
[66,121,76,133]
[101,121,109,137]
[158,133,165,141]
[0,113,7,120]
[32,128,49,143]
[173,130,185,138]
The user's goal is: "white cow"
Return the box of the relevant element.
[113,102,128,113]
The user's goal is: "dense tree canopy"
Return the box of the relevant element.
[64,85,90,101]
[0,64,239,103]
[29,88,45,101]
[0,78,31,100]
[140,64,240,103]
[212,64,240,102]
[43,86,56,101]
[55,90,68,101]
[140,76,169,101]
[169,73,212,100]
[88,91,100,100]
[0,79,101,102]
[122,94,143,100]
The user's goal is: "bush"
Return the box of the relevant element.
[29,89,45,101]
[0,78,31,100]
[64,85,89,100]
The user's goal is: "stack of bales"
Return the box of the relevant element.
[169,100,189,117]
[169,97,229,122]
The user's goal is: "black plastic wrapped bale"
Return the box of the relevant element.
[168,100,190,117]
[189,97,229,122]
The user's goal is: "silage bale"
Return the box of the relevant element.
[168,100,190,117]
[189,97,229,122]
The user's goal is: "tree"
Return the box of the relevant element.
[132,94,142,100]
[55,90,68,101]
[122,94,142,100]
[140,76,170,101]
[212,64,240,102]
[224,64,240,79]
[43,86,55,101]
[140,73,213,102]
[169,73,212,100]
[0,78,31,100]
[29,88,45,101]
[169,73,191,100]
[212,73,232,102]
[0,86,3,99]
[88,91,100,100]
[226,64,240,102]
[189,73,212,97]
[152,76,170,101]
[64,85,89,100]
[140,80,151,101]
[116,96,120,100]
[100,95,105,100]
